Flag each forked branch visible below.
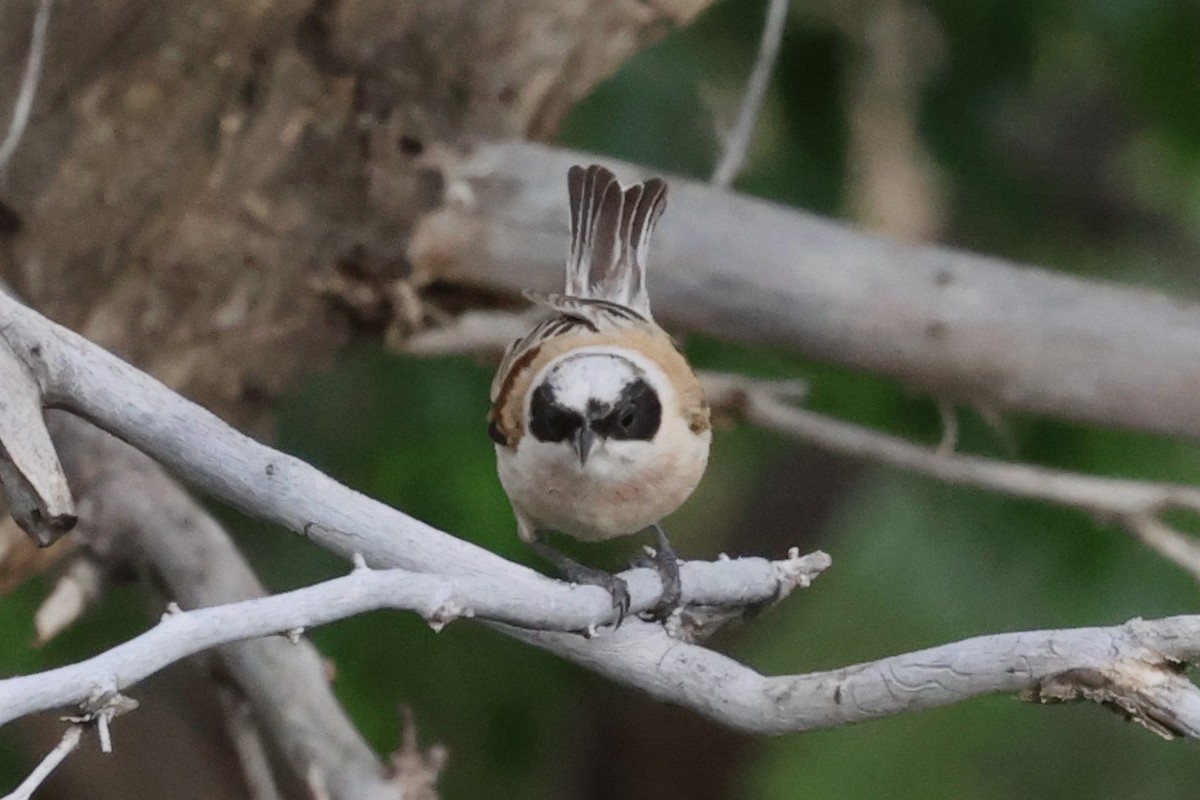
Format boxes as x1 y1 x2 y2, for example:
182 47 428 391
1 286 1199 742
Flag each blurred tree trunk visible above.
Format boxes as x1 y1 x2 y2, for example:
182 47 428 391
0 0 708 433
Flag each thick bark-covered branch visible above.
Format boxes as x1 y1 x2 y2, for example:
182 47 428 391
2 570 1198 739
409 140 1200 441
513 614 1200 738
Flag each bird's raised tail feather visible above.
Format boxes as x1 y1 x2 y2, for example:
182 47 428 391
566 164 667 319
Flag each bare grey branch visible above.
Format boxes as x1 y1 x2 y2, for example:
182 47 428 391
412 141 1200 441
0 550 828 727
0 292 811 626
2 290 1198 742
509 614 1200 737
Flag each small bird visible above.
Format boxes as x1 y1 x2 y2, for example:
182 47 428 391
488 164 711 622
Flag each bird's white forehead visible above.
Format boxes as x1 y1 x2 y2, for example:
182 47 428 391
526 344 675 415
541 353 642 410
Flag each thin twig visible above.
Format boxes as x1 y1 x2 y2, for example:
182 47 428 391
389 707 446 800
711 0 788 187
935 397 958 456
0 0 53 176
706 375 1200 581
1 724 82 800
1127 515 1200 581
217 688 284 800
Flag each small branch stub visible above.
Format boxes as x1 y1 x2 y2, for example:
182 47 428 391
775 547 831 595
63 686 139 754
667 549 831 643
426 596 467 632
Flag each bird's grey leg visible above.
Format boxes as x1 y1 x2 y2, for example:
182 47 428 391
644 523 682 621
530 532 630 626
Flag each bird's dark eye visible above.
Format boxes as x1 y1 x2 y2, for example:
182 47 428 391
529 382 583 443
594 379 661 441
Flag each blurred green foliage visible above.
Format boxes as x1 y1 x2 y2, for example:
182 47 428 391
4 0 1200 797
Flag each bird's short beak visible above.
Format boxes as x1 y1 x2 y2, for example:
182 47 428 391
573 425 595 466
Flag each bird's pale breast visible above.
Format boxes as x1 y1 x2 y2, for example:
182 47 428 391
497 418 710 542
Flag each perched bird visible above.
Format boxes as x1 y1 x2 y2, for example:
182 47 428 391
488 164 712 622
